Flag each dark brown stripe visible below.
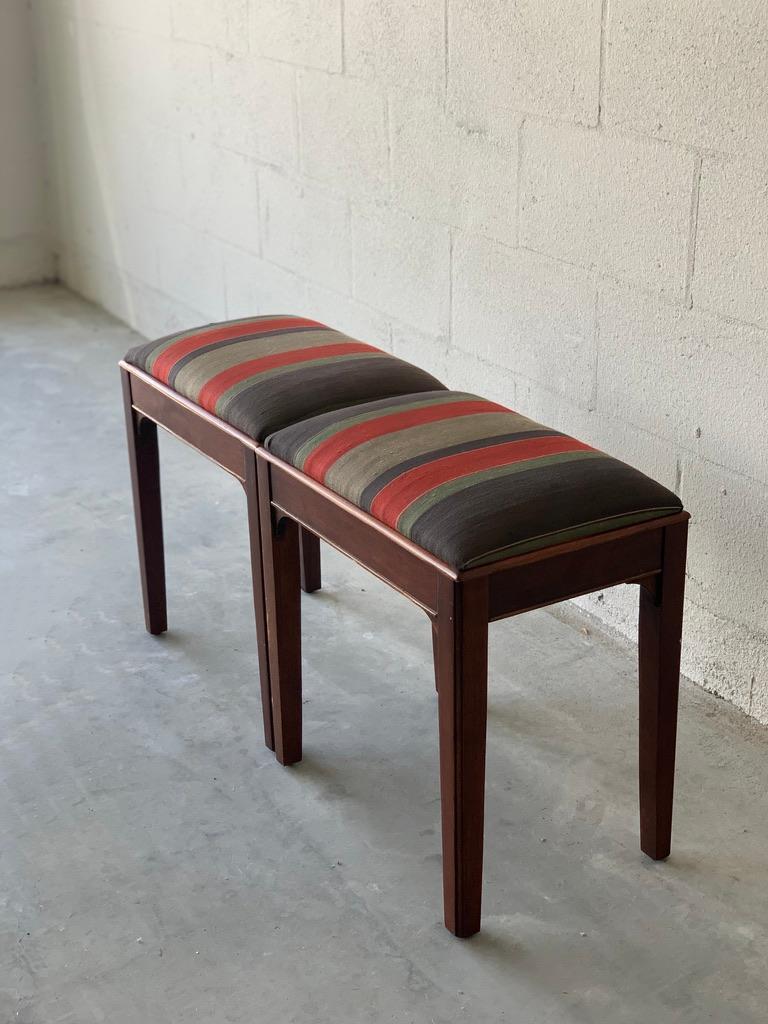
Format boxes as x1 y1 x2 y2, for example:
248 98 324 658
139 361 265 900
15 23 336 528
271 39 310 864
408 457 682 569
224 358 445 440
358 429 560 511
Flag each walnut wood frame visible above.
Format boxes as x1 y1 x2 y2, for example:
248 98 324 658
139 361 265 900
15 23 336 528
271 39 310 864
120 362 321 752
120 361 689 939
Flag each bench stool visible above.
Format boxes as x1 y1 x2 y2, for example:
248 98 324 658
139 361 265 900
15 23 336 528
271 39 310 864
120 315 444 748
260 390 688 936
120 324 689 939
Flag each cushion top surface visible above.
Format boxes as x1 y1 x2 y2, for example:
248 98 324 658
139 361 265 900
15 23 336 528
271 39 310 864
266 390 683 570
125 315 445 441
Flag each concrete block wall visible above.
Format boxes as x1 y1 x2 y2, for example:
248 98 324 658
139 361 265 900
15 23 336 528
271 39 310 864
30 0 768 722
0 0 53 285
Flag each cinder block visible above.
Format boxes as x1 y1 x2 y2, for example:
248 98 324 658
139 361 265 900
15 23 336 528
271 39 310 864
179 141 260 253
604 0 768 161
680 457 768 639
447 0 602 129
442 348 520 410
154 212 226 315
259 169 351 293
212 52 296 168
69 22 174 130
170 0 247 53
301 280 392 348
345 0 445 101
78 26 200 138
222 243 306 319
60 246 137 327
451 233 597 407
298 71 388 197
520 121 695 300
141 126 183 215
680 600 765 720
351 203 450 335
596 281 768 485
168 38 213 138
76 0 172 36
108 203 160 285
249 0 342 72
391 96 517 246
693 160 768 330
391 320 449 385
131 277 213 341
227 249 394 350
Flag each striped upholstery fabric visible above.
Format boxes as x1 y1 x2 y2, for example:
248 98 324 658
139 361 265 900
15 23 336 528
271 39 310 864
125 315 445 441
266 391 683 570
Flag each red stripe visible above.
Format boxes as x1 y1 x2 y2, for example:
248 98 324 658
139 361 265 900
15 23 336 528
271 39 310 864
197 341 379 412
370 435 593 528
151 316 327 383
304 400 507 481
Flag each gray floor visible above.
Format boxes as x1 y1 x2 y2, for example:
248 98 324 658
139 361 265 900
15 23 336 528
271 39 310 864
1 285 767 1024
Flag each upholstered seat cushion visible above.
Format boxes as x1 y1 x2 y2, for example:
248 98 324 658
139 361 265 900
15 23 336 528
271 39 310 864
125 315 445 441
266 390 683 570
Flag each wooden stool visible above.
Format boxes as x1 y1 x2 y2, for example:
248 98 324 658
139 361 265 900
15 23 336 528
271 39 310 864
121 329 688 939
120 315 444 749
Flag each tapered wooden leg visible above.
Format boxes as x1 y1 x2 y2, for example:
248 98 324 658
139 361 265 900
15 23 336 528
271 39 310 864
299 527 322 594
244 451 275 752
638 519 688 860
257 457 302 766
434 576 489 937
121 369 167 636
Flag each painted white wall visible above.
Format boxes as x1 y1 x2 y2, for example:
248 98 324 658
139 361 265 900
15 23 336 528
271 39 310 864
0 0 53 285
32 0 768 722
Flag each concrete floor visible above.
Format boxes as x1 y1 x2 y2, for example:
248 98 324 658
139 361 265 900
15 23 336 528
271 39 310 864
1 285 767 1023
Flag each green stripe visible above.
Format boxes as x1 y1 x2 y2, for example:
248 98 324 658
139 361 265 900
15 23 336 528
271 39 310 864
397 450 606 537
173 328 351 397
294 392 479 470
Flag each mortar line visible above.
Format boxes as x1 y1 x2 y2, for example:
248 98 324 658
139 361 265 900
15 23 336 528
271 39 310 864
447 228 454 353
385 91 393 195
597 0 610 125
254 165 263 261
293 68 302 178
515 116 526 248
591 283 600 413
684 155 703 310
443 0 449 108
340 0 346 75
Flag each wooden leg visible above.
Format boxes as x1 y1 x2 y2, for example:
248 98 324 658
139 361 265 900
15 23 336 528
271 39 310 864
257 457 302 766
121 369 167 636
244 451 275 752
299 527 322 594
638 519 688 860
434 576 489 937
